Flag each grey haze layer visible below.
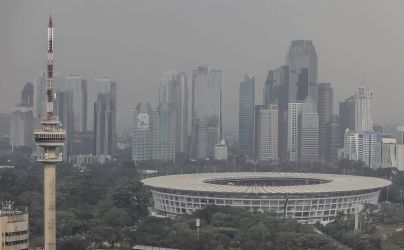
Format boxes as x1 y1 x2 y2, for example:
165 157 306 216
1 0 404 133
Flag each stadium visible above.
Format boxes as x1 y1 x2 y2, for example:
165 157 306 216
142 172 391 224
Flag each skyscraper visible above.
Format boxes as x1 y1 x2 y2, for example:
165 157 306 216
327 114 343 164
64 75 88 132
298 97 319 162
132 102 152 162
151 102 176 162
94 78 117 157
255 104 278 162
264 66 289 160
317 83 333 161
286 40 317 103
159 71 188 154
21 82 34 107
191 66 222 159
239 74 255 158
10 82 35 150
355 85 373 132
10 105 33 150
33 73 64 130
54 90 74 160
33 17 66 250
288 102 303 161
339 96 356 132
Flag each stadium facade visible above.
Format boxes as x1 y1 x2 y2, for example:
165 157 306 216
142 172 390 224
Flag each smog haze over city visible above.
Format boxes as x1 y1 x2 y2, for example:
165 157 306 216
4 1 404 249
2 0 404 133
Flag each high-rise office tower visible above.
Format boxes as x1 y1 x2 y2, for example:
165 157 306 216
21 82 34 107
159 71 188 154
255 104 278 162
132 102 152 162
64 75 88 132
94 78 117 157
191 66 222 159
355 85 373 132
33 17 66 250
317 83 333 161
286 40 317 103
339 96 356 132
288 102 303 161
151 102 176 162
239 74 255 158
54 90 74 160
10 105 33 150
327 114 343 164
264 66 289 160
298 97 319 162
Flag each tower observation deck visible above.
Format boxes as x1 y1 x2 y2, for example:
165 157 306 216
33 16 65 250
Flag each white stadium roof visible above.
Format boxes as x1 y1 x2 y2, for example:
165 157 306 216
142 172 391 194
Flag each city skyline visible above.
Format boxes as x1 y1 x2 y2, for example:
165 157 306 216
2 1 404 134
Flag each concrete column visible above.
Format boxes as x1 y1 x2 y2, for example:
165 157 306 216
44 164 56 250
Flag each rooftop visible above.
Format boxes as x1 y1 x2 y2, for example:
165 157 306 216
142 172 391 194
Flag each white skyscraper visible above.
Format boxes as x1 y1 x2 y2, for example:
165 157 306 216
298 97 319 162
355 85 373 132
255 104 278 162
132 102 152 162
288 102 303 161
159 71 188 154
191 66 222 159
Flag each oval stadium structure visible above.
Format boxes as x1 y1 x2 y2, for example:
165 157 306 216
142 172 391 224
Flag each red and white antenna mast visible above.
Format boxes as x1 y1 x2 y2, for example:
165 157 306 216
46 16 54 119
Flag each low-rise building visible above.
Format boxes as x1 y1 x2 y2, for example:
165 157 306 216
372 138 404 171
0 202 29 250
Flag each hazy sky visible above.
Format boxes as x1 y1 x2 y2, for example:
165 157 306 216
1 0 404 134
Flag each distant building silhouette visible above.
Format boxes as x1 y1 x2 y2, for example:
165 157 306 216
339 95 355 132
239 74 255 158
191 66 222 159
286 40 317 103
317 83 333 161
159 71 188 154
94 78 117 157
